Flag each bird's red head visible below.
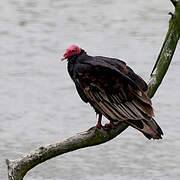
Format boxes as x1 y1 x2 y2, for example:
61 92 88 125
61 45 81 61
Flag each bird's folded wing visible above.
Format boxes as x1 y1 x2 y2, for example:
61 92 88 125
84 85 154 122
75 62 153 121
81 56 148 92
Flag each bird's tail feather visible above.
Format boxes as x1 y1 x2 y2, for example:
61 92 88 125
126 118 163 140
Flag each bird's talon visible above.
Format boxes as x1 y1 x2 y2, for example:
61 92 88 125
96 124 102 129
104 122 115 129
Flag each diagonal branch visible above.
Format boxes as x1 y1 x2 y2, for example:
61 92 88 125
148 0 180 98
6 122 128 180
6 1 180 180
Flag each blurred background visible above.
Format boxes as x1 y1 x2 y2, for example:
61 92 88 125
0 0 180 179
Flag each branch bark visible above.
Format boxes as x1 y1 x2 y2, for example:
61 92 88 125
6 1 180 180
148 0 180 98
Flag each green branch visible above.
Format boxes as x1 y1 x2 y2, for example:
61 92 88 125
148 1 180 98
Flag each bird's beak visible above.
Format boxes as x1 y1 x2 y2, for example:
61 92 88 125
61 56 66 61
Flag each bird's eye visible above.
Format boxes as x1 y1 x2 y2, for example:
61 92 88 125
72 50 75 52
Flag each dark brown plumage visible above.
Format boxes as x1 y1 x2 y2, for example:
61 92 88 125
61 45 163 140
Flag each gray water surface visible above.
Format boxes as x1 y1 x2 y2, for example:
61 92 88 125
0 0 180 179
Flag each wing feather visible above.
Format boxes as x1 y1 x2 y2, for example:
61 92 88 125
85 88 146 121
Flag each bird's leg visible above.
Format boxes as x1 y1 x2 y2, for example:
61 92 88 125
96 114 102 129
88 114 103 131
104 120 115 129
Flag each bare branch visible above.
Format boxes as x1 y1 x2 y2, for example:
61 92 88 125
6 123 128 180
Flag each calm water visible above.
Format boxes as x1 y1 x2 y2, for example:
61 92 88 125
0 0 180 179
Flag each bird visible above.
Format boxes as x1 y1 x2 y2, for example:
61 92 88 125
61 45 163 140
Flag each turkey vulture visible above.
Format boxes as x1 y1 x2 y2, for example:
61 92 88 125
61 45 163 139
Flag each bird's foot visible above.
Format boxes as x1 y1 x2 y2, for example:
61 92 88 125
104 121 115 129
89 115 115 131
96 123 102 129
96 124 108 130
89 123 114 131
88 124 104 131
